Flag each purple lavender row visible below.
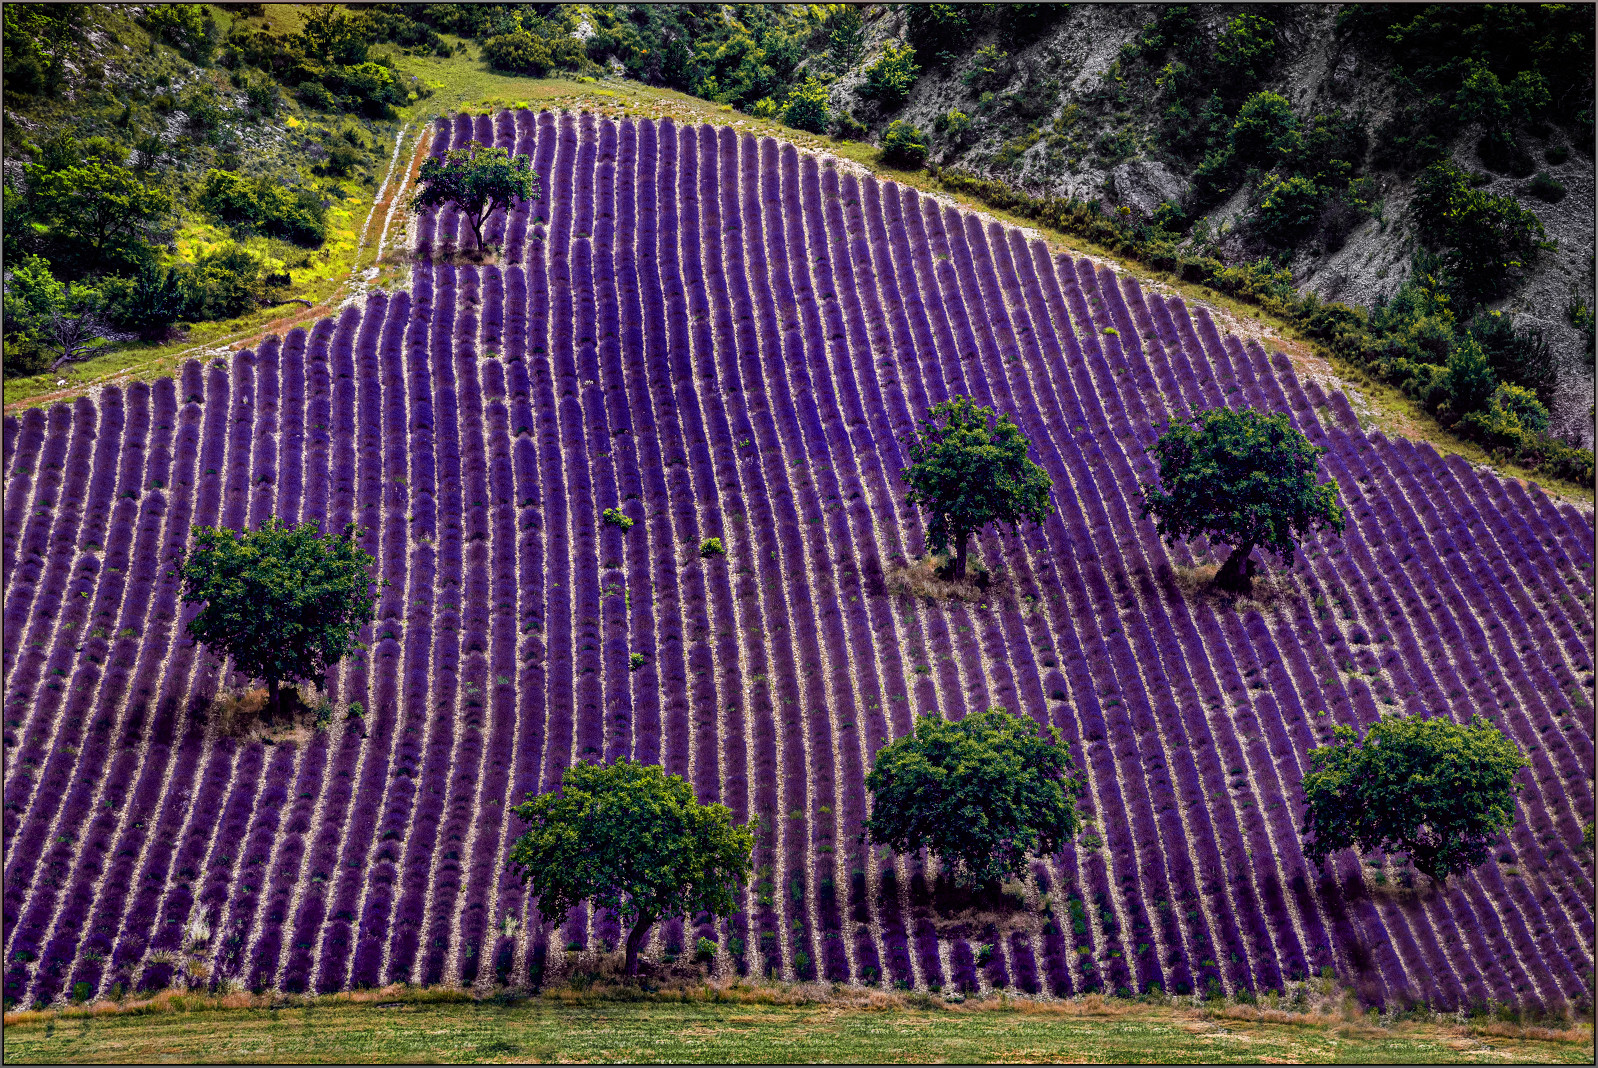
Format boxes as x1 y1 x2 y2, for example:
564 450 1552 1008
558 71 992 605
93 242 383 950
1 408 49 589
19 382 178 1002
1056 257 1386 998
3 387 129 909
384 263 469 984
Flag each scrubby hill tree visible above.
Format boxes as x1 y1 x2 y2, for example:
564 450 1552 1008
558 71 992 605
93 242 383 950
411 139 539 253
179 518 380 720
1140 406 1344 591
866 707 1083 888
1301 713 1527 885
901 396 1053 581
508 760 754 978
2 256 131 375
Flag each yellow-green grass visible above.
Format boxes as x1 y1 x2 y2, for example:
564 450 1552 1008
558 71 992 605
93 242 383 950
3 985 1592 1065
6 23 1587 508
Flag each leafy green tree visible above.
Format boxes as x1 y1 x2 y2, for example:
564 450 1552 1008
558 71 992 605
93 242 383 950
781 76 830 134
901 396 1053 581
1141 406 1344 590
826 4 865 69
296 4 371 66
1441 334 1498 416
2 256 129 375
18 136 173 279
1214 12 1277 84
860 39 920 110
508 760 754 977
411 140 540 252
1301 714 1527 884
865 708 1083 888
180 518 380 720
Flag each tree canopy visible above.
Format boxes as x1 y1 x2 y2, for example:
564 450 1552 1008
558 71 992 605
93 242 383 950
179 518 379 719
1300 713 1527 885
2 256 130 375
411 139 539 252
508 760 754 977
865 707 1082 888
1140 405 1344 590
13 134 173 280
901 396 1053 580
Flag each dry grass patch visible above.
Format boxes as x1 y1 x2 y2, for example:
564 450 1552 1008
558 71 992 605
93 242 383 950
888 554 1012 605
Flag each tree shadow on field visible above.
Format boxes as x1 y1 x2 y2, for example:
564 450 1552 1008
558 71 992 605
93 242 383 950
886 554 1012 605
417 240 499 267
203 684 328 745
1159 559 1300 614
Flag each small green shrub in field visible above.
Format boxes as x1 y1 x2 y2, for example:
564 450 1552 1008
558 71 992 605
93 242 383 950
603 507 633 530
630 652 645 671
700 537 723 558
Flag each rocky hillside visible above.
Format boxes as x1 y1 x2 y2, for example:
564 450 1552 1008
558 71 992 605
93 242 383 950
812 3 1593 445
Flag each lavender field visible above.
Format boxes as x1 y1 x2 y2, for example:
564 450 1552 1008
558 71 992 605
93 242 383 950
3 110 1593 1012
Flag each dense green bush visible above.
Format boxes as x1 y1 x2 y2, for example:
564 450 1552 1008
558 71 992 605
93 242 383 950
1468 308 1555 402
781 76 830 134
860 40 919 111
198 170 328 247
185 243 283 320
100 263 195 342
1527 170 1566 202
1412 160 1545 310
878 120 928 169
1230 91 1298 166
482 19 587 77
139 4 216 66
1252 173 1325 245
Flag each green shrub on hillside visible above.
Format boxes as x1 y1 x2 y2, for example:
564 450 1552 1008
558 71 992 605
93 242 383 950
782 76 830 134
861 40 920 111
878 120 928 169
139 3 216 66
483 20 587 77
1412 160 1545 311
198 170 328 247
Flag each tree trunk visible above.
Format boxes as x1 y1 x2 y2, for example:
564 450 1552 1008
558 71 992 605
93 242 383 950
1217 543 1255 591
953 531 970 581
624 913 655 978
470 210 487 251
267 674 280 722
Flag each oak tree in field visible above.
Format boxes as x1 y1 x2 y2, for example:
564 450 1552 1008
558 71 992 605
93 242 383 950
901 396 1052 581
180 518 379 720
1300 713 1527 885
866 707 1083 888
411 139 539 252
1140 405 1343 591
508 760 754 977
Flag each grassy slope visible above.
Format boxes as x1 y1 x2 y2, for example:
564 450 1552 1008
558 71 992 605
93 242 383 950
5 11 1587 506
3 986 1592 1064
